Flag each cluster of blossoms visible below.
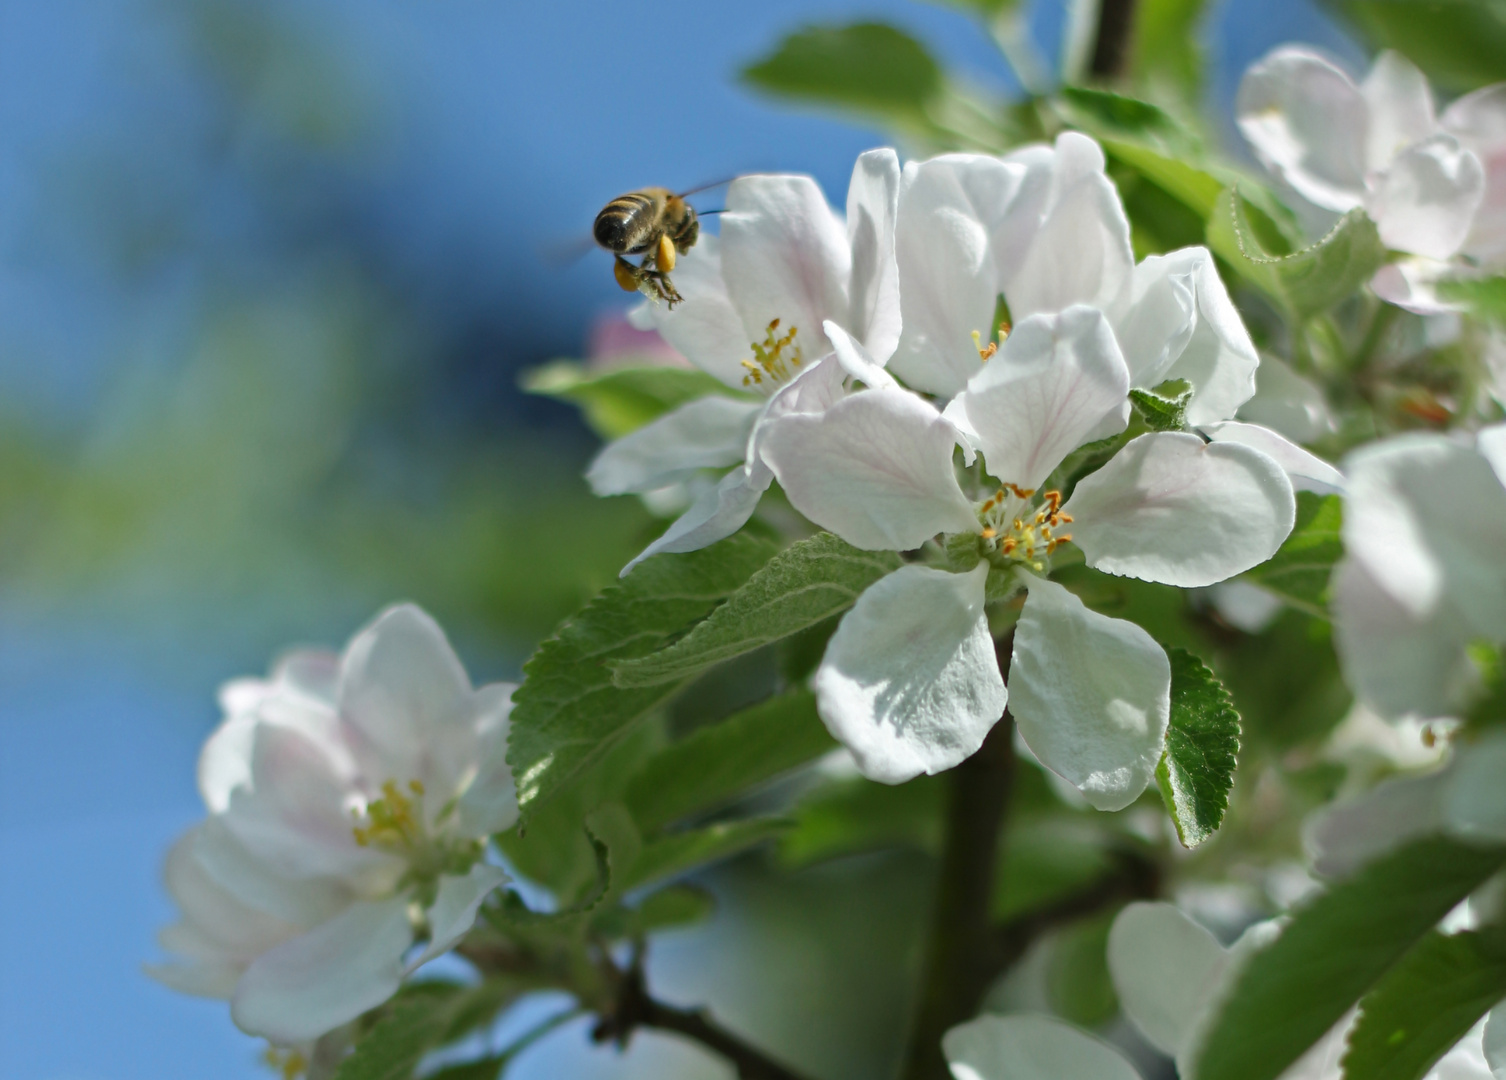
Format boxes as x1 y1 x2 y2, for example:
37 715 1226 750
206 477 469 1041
594 132 1332 804
150 606 517 1059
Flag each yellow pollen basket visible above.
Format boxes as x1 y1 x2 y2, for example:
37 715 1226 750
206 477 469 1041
741 318 803 388
351 779 427 850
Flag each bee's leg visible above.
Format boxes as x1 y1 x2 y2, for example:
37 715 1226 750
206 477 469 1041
624 254 675 305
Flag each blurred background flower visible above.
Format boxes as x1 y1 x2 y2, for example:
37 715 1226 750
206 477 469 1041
0 0 1370 1076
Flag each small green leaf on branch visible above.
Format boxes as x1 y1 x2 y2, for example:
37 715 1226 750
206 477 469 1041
1155 647 1241 848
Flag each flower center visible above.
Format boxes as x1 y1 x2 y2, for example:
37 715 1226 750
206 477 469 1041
351 778 481 881
740 318 803 390
971 319 1012 362
263 1047 307 1080
976 483 1072 570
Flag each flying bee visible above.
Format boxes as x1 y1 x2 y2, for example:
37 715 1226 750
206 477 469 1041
593 182 726 307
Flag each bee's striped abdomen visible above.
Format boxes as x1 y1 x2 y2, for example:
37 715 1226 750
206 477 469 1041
594 192 660 254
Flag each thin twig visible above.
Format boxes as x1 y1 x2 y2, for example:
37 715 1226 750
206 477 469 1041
593 957 815 1080
900 635 1018 1080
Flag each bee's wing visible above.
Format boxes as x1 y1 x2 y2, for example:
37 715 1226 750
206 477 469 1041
538 234 600 267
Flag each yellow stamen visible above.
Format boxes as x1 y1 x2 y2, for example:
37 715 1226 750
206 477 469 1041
741 318 804 388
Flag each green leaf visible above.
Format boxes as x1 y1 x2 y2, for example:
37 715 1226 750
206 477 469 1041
611 532 902 688
1049 914 1120 1027
1129 379 1193 432
1155 648 1241 848
521 361 740 440
335 982 518 1080
1103 139 1224 217
778 775 946 868
993 820 1116 921
741 23 943 122
1437 276 1506 325
624 691 838 831
1207 188 1385 319
1059 87 1200 157
1243 492 1344 618
1195 837 1506 1080
424 1060 506 1080
627 817 790 891
507 532 780 813
1344 926 1506 1080
592 884 718 939
1330 0 1506 92
917 0 1020 15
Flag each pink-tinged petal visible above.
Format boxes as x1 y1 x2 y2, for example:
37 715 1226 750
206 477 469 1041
1064 433 1296 587
943 1014 1143 1080
1004 166 1134 322
951 307 1130 490
1370 256 1465 314
760 387 977 550
1237 46 1369 211
231 897 413 1045
643 235 751 390
1109 902 1230 1057
1360 51 1440 169
338 604 475 791
1443 84 1506 265
720 173 850 357
1331 557 1479 721
411 863 509 968
1368 134 1485 259
1156 249 1261 425
1009 576 1170 811
1202 421 1345 494
619 463 771 576
890 153 1034 398
585 395 761 496
846 148 902 362
814 564 1004 785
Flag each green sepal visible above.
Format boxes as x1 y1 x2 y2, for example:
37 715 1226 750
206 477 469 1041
1129 378 1194 432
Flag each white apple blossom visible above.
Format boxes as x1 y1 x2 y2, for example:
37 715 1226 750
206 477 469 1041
1237 46 1499 314
1331 424 1506 721
760 303 1315 802
589 149 901 572
149 604 517 1047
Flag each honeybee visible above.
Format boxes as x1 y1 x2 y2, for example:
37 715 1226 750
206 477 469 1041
593 183 722 307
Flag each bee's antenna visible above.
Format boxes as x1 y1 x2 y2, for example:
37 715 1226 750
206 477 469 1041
677 178 736 198
697 208 726 216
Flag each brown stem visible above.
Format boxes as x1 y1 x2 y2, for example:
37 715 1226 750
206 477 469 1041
900 636 1017 1080
1090 0 1139 79
593 959 814 1080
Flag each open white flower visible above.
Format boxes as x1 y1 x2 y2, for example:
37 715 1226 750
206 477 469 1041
761 305 1311 801
1237 47 1493 313
1331 424 1506 721
149 604 516 1046
589 149 901 572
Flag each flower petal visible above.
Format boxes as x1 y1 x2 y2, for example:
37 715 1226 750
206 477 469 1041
1305 765 1450 879
1442 84 1506 265
1485 1006 1506 1077
943 1014 1143 1080
412 863 509 968
720 173 850 357
950 306 1130 489
1236 47 1369 212
338 605 476 793
1368 134 1485 260
192 816 355 927
1236 353 1334 443
1155 249 1261 425
1479 423 1506 488
1108 902 1230 1057
1009 575 1170 811
823 320 897 390
1370 256 1464 315
760 387 977 550
585 396 761 496
1201 421 1345 494
846 148 902 362
813 564 1004 784
1360 51 1439 170
642 234 751 390
456 681 519 837
1444 731 1506 843
890 153 1034 398
232 896 413 1045
1331 556 1479 721
1064 433 1296 587
619 463 771 576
